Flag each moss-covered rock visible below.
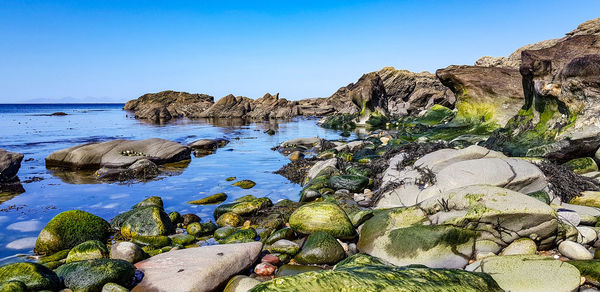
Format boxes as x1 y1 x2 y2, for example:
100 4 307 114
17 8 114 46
216 212 242 227
168 211 182 225
102 282 129 292
349 209 374 227
0 281 27 292
132 235 171 248
526 190 551 204
232 180 256 189
223 275 260 292
289 202 357 240
300 175 330 202
265 228 295 245
328 175 369 193
170 234 196 246
267 239 300 256
568 260 600 286
295 231 346 265
133 196 163 209
186 222 217 237
213 197 273 219
275 264 324 277
320 114 357 131
35 210 111 255
188 193 227 205
66 240 109 263
250 253 502 291
570 191 600 208
220 228 257 244
563 157 598 174
0 262 60 291
118 206 174 238
214 226 237 241
56 259 135 292
38 249 69 264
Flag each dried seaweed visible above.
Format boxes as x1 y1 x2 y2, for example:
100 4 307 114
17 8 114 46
274 157 317 184
538 162 600 203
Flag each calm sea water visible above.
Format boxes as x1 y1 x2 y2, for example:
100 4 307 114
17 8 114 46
0 104 348 262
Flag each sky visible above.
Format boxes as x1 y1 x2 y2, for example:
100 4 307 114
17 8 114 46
0 1 598 103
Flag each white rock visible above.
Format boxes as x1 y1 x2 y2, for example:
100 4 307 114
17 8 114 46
133 242 262 292
110 241 146 264
500 238 537 256
559 240 593 260
305 158 337 184
577 226 597 245
558 210 581 227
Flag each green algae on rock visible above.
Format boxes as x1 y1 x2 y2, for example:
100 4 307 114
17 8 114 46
265 227 295 245
220 228 257 244
35 210 111 255
133 196 164 209
216 212 242 227
328 175 369 193
250 254 502 292
571 191 600 208
66 240 109 263
188 192 228 205
170 234 196 246
289 201 357 240
294 231 346 265
275 264 324 277
568 260 600 286
187 222 217 237
213 197 273 219
563 157 598 174
232 180 256 189
132 235 171 248
0 280 27 292
0 262 60 291
118 206 174 238
214 226 238 241
56 259 135 292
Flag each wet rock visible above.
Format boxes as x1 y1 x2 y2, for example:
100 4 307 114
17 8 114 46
571 191 600 208
500 238 537 256
275 264 324 277
254 262 276 276
188 193 227 205
66 240 109 263
132 242 262 292
110 241 146 264
35 210 111 255
559 240 593 260
251 253 502 291
0 281 27 292
0 148 24 183
118 206 174 238
216 212 242 227
220 228 257 244
181 213 201 226
188 139 219 151
57 259 136 292
187 222 217 237
102 283 129 292
96 158 160 181
564 157 598 174
214 226 237 241
213 197 272 219
265 228 295 245
170 234 196 246
132 235 171 248
466 255 581 292
261 254 280 265
328 175 369 193
168 211 182 225
232 179 256 189
289 202 357 240
295 231 346 265
0 262 60 291
223 275 260 292
267 239 300 256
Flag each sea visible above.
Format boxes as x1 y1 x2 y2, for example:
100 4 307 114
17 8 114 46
0 103 349 263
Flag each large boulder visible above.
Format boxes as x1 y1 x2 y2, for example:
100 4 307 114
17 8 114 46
288 201 357 240
0 148 24 182
56 259 136 292
132 242 263 292
123 90 214 122
250 253 502 291
35 210 111 255
326 72 388 122
0 262 60 291
114 206 174 238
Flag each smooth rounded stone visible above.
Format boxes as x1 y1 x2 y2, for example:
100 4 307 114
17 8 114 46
0 148 24 182
170 234 196 246
0 281 27 292
66 240 109 263
216 212 242 227
305 158 337 184
188 193 227 205
45 138 191 169
102 282 129 292
181 213 201 226
223 275 260 292
288 202 357 240
558 221 580 243
559 240 593 260
563 157 598 174
265 228 295 245
288 151 303 161
268 240 300 256
232 180 256 189
35 210 111 255
57 259 136 292
500 238 536 256
188 139 218 150
348 210 373 227
571 191 600 209
578 226 598 245
261 254 280 265
253 253 502 291
560 203 600 225
465 255 581 292
214 226 238 241
475 240 502 255
118 206 174 238
220 228 257 244
187 222 217 237
414 145 506 173
213 197 273 219
168 211 182 225
0 262 60 291
132 235 171 248
328 175 369 193
419 185 558 247
110 241 146 264
133 196 164 209
132 242 263 292
275 264 324 277
558 210 582 227
254 262 276 276
568 260 600 287
294 231 346 265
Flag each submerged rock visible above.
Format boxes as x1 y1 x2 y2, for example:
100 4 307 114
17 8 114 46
232 179 256 189
56 259 136 292
188 192 227 205
0 262 60 291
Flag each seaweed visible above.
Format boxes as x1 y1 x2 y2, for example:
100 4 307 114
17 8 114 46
537 162 600 203
274 157 318 184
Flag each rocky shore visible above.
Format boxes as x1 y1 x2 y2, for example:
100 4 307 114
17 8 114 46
2 17 600 292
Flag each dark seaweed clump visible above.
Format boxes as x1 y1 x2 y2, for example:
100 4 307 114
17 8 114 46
538 162 600 203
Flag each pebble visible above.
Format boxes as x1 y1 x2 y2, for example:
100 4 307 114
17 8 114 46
558 210 581 227
261 254 280 265
254 262 276 276
577 226 598 245
559 240 593 260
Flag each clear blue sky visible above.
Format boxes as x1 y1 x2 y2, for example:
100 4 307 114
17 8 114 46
1 1 598 103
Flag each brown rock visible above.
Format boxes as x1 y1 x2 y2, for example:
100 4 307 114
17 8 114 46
254 262 276 276
124 90 214 122
261 254 280 265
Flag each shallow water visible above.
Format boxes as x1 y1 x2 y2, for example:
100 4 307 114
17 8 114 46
0 104 349 262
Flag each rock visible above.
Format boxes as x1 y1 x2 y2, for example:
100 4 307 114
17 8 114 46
213 197 272 219
132 235 171 248
568 259 600 286
134 196 164 209
214 226 237 241
0 262 60 291
328 175 369 193
571 191 600 208
102 283 129 292
326 72 388 123
117 206 174 238
124 90 214 122
265 228 295 245
168 211 182 225
132 242 262 292
110 241 146 264
170 234 195 246
289 202 356 240
294 231 346 265
0 281 27 292
188 193 227 205
35 210 111 255
56 259 136 292
251 253 502 291
466 255 581 292
558 209 582 226
419 185 558 247
66 240 109 263
216 212 242 227
267 239 300 256
0 148 24 182
275 264 324 277
187 222 217 237
232 180 256 189
500 238 537 256
559 240 593 260
578 226 598 245
254 262 276 276
560 203 600 225
96 158 160 181
188 139 218 151
220 228 257 244
563 157 599 174
181 213 201 226
436 65 524 127
223 275 260 292
261 254 280 265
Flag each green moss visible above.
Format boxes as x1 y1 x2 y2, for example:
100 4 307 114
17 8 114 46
214 226 238 241
170 234 196 246
66 240 109 263
295 231 346 265
119 206 174 238
0 263 60 291
289 202 357 240
220 228 257 244
526 190 551 204
563 157 598 174
357 207 427 251
321 114 357 131
132 235 171 248
38 249 69 264
0 281 27 292
213 197 272 219
417 105 455 126
265 228 295 245
386 225 475 258
56 259 135 292
133 196 163 209
188 193 227 205
216 212 242 227
571 260 600 286
232 180 256 189
168 211 182 225
187 222 217 237
35 210 111 255
328 175 369 193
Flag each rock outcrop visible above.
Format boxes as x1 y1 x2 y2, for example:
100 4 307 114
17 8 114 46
123 90 214 122
0 148 24 183
199 93 300 119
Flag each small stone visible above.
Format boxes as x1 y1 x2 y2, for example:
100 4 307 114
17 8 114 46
110 241 146 264
216 212 242 227
577 226 597 245
288 151 303 161
254 262 276 276
182 214 201 226
559 240 593 260
261 254 280 265
232 180 256 189
500 238 537 256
